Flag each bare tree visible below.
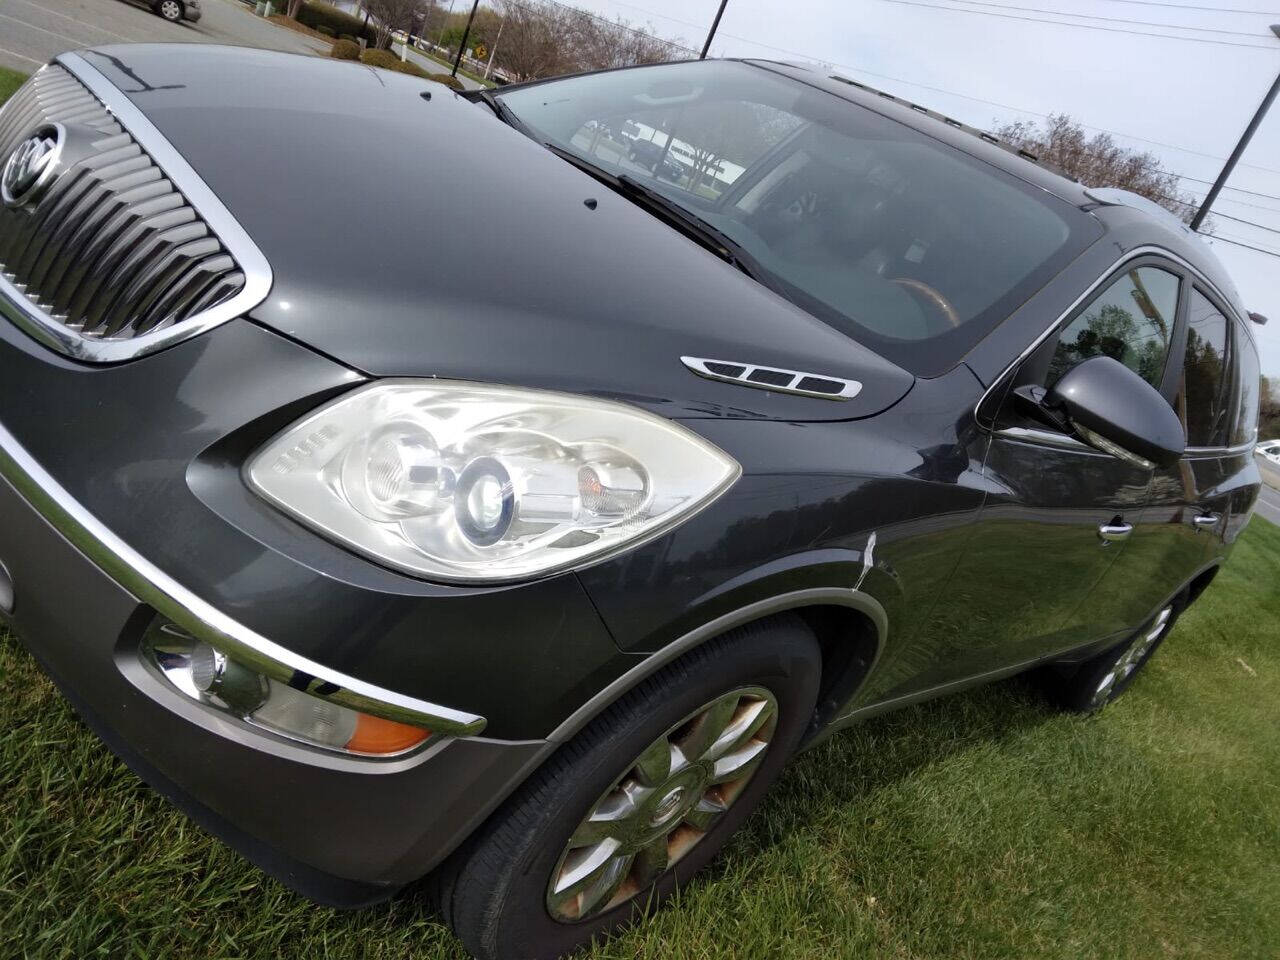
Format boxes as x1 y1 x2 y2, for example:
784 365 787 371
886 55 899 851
493 0 687 81
993 113 1202 226
364 0 426 49
1261 374 1280 440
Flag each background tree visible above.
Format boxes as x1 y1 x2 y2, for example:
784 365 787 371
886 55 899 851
493 0 685 80
1261 375 1280 440
993 114 1204 226
363 0 425 49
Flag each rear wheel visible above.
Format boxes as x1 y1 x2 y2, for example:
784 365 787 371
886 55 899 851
1048 595 1184 713
439 615 821 960
155 0 183 21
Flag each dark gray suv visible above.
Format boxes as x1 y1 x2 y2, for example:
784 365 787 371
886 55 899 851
0 48 1262 960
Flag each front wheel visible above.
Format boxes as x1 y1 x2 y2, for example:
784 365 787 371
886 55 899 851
155 0 183 21
439 615 822 960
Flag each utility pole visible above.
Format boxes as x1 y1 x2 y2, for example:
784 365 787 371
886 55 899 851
484 17 504 80
1191 24 1280 232
452 0 480 78
700 0 728 59
436 0 455 51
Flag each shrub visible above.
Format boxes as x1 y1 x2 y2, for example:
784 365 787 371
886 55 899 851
359 48 400 70
294 1 374 44
338 33 357 42
316 24 335 36
329 38 360 60
428 73 465 91
394 60 431 79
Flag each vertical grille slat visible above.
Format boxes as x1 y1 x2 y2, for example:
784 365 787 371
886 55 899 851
0 62 258 361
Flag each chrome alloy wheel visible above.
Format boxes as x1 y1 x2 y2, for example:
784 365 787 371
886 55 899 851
1090 605 1172 708
158 0 182 18
546 686 779 922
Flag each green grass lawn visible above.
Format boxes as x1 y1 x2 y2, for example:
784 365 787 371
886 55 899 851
2 517 1277 959
0 68 29 104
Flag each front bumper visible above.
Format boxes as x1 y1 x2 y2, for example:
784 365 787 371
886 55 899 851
0 440 551 898
0 318 634 898
184 4 202 20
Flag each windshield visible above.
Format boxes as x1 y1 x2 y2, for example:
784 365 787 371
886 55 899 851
496 60 1099 375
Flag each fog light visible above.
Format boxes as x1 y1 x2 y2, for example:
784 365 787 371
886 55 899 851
189 641 269 713
142 621 431 756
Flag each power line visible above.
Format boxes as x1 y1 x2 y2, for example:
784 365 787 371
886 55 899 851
599 1 1280 194
1156 193 1280 234
1169 171 1280 202
1205 191 1280 214
1210 209 1280 234
1203 232 1280 257
1102 0 1280 14
937 0 1277 38
874 0 1280 48
824 62 1280 179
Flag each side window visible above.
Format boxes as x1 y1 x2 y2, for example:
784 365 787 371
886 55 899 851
1177 289 1233 448
1231 323 1261 448
1046 266 1179 389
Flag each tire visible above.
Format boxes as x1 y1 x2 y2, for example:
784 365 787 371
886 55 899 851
1046 593 1186 714
155 0 183 21
439 615 822 960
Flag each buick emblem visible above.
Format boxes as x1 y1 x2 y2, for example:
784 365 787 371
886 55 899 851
1 123 64 208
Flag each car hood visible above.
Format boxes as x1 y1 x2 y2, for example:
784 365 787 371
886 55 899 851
84 45 914 421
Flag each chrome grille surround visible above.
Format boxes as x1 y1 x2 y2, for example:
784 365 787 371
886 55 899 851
0 52 271 362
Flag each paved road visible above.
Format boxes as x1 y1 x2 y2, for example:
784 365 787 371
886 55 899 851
1256 455 1280 527
0 0 323 74
397 42 483 91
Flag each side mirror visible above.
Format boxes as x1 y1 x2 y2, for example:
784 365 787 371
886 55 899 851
1044 356 1185 469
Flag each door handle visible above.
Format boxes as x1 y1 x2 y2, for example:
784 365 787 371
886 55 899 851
1098 522 1133 544
1193 513 1220 530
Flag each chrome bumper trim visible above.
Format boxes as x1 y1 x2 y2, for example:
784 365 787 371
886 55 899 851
0 418 487 737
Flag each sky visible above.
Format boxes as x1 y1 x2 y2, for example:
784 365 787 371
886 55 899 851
564 0 1280 377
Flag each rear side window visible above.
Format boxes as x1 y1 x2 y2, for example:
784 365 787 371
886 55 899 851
1232 323 1261 448
1177 289 1232 448
1046 266 1179 389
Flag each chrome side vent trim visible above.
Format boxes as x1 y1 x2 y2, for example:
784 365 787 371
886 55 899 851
681 356 862 400
0 53 271 362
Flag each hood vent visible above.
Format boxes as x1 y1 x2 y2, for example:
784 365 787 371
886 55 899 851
681 356 862 400
0 55 270 362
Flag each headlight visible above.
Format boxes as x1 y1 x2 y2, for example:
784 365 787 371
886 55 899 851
246 381 740 582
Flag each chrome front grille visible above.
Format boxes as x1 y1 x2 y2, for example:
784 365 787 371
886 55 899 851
0 55 270 362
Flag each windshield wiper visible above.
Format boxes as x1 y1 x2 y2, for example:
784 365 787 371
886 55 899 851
474 89 527 133
614 174 773 283
538 143 774 287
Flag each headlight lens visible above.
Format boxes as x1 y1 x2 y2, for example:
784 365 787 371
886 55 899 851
246 381 740 582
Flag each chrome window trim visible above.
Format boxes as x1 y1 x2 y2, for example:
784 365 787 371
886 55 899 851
0 53 273 363
0 417 486 737
976 244 1249 456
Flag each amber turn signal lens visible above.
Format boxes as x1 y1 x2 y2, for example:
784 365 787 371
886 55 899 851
345 713 431 754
